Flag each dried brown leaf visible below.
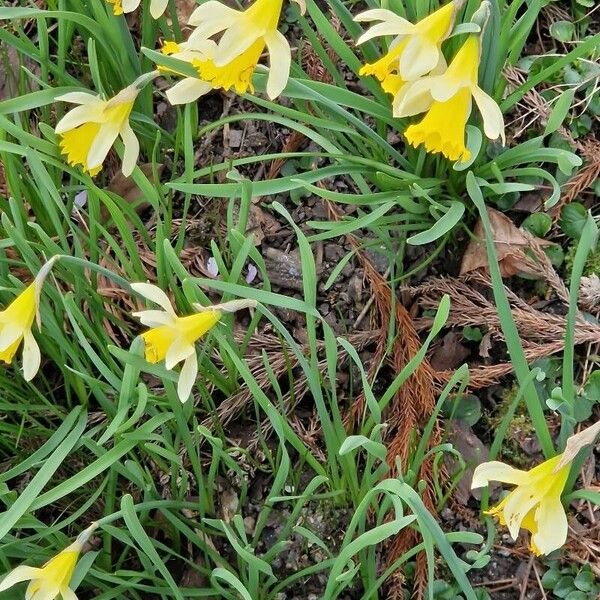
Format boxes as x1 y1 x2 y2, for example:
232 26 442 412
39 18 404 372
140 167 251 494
460 207 553 277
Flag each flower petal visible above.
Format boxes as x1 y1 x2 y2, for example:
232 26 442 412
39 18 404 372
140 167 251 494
0 566 41 591
393 78 434 117
399 37 439 80
264 30 291 99
165 78 213 105
55 103 105 134
471 86 505 144
0 323 23 352
119 121 139 177
60 586 78 600
122 0 141 12
471 461 529 489
55 92 99 105
356 21 414 45
86 122 121 171
177 352 198 402
150 0 169 18
502 485 541 539
131 283 176 316
214 23 260 67
531 496 568 555
165 338 195 370
132 310 175 328
188 0 241 27
22 330 41 381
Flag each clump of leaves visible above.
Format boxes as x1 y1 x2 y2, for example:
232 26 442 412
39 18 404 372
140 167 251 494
542 563 600 599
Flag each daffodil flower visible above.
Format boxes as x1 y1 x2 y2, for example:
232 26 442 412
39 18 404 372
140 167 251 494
177 0 304 100
55 72 157 176
394 33 505 162
131 283 257 402
107 0 168 19
472 455 570 555
0 522 97 600
355 0 462 85
0 256 59 381
159 39 219 105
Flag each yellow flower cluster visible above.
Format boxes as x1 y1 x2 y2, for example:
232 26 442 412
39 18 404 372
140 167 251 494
355 0 504 162
1 259 256 403
58 0 503 178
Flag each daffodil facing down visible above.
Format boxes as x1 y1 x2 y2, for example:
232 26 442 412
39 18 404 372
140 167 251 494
132 283 257 402
0 522 97 600
394 13 504 161
178 0 305 100
55 72 157 176
355 0 462 87
472 455 570 555
107 0 168 19
0 256 59 381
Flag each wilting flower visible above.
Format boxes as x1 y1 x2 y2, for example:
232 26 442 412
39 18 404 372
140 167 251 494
55 72 157 176
472 455 570 555
355 0 462 87
171 0 304 100
132 282 257 402
0 256 59 381
394 33 505 162
0 522 97 599
107 0 168 19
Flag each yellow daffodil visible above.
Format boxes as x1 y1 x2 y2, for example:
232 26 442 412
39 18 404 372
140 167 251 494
394 32 505 162
355 0 462 85
0 522 97 600
472 455 570 555
176 0 304 100
55 75 151 176
0 256 59 381
159 39 219 105
107 0 168 19
132 282 257 401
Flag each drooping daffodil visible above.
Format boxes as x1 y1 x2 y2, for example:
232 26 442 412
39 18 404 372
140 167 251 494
55 72 157 176
132 282 257 402
472 455 570 555
174 0 305 100
0 522 97 600
0 256 59 381
355 0 463 89
394 5 504 162
107 0 168 19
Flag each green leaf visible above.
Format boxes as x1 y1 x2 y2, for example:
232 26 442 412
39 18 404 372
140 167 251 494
545 88 576 135
522 213 552 237
407 201 464 245
463 326 483 342
554 576 576 598
560 202 588 240
574 569 595 592
443 394 482 426
565 591 588 600
550 20 575 42
541 568 561 589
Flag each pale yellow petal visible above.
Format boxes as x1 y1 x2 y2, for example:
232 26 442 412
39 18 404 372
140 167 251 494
150 0 168 18
471 86 505 143
131 283 176 315
166 78 213 105
165 337 195 370
119 121 139 177
471 461 529 489
22 330 41 381
177 352 198 402
264 30 291 99
531 496 568 555
0 566 41 591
